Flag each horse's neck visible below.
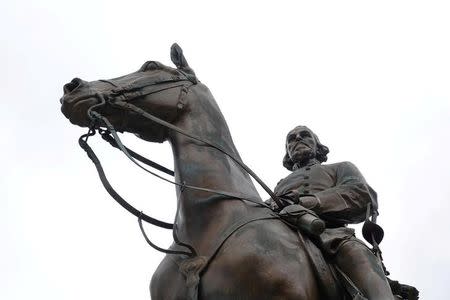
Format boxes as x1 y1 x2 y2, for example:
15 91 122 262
168 84 262 250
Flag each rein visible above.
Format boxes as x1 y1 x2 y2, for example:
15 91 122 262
78 75 282 257
91 77 282 207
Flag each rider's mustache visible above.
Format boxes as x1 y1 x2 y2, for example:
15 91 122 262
293 141 312 149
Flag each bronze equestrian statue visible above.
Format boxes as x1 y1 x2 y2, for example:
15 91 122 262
60 44 418 299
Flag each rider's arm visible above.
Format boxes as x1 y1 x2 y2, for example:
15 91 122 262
311 161 377 224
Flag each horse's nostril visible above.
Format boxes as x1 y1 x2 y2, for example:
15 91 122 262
63 77 83 94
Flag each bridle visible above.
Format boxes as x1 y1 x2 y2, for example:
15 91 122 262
77 70 283 257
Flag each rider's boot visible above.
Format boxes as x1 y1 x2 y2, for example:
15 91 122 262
335 241 395 300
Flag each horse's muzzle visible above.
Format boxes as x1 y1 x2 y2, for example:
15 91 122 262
60 77 97 127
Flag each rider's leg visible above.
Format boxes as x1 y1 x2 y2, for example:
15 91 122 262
334 241 394 300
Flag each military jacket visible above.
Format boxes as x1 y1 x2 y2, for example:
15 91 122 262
274 161 377 226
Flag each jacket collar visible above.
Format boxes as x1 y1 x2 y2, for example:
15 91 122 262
292 158 321 170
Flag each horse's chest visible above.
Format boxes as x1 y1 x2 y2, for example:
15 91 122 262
152 222 319 300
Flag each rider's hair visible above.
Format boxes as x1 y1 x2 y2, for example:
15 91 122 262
282 127 329 171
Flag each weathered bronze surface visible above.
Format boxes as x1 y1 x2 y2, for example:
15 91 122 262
60 44 418 299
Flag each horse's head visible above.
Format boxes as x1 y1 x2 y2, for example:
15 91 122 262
60 44 197 142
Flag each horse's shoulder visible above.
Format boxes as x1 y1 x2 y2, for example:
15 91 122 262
201 219 316 299
233 217 306 251
150 254 188 300
151 219 319 299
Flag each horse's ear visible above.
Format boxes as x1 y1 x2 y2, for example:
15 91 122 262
170 43 189 69
170 43 197 82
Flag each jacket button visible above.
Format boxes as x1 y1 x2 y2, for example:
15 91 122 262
304 176 310 179
304 183 310 187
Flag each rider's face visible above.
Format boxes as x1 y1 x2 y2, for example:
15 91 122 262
286 126 318 164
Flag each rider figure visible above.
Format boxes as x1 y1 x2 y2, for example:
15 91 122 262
268 125 395 300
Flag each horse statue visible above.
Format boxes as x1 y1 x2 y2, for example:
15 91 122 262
60 44 411 300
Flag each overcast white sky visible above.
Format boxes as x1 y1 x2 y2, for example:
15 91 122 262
2 1 450 299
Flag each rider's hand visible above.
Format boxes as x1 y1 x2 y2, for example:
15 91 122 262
298 196 319 210
264 198 280 211
282 190 301 202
